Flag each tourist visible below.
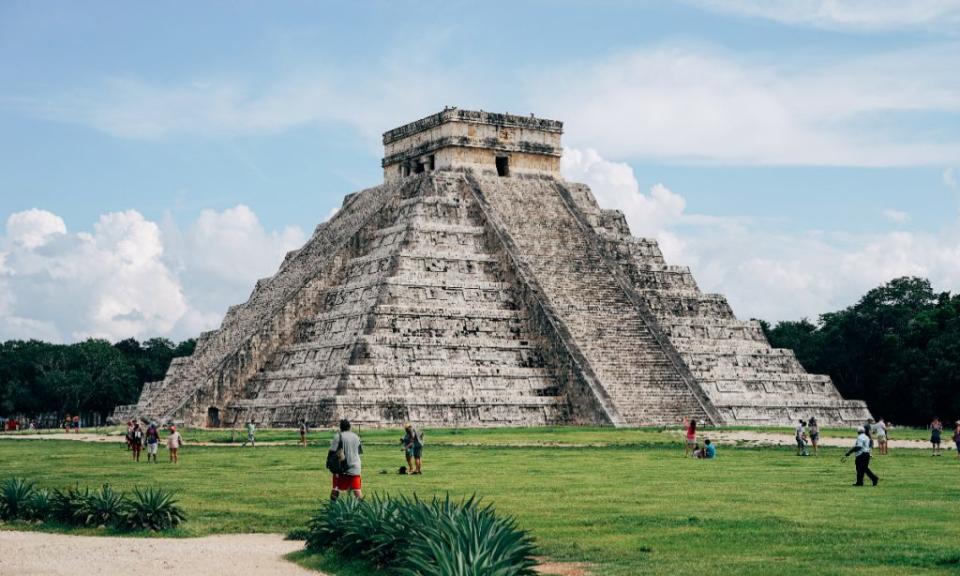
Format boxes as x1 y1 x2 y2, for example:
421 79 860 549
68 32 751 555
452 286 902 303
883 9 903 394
795 420 809 456
875 417 888 456
125 420 134 451
401 423 424 474
329 419 363 500
704 439 716 459
930 417 943 456
72 414 80 433
843 426 878 486
299 418 309 447
242 420 256 448
145 422 160 463
64 414 71 434
167 425 183 463
953 420 960 461
692 443 705 459
807 417 820 456
684 418 697 457
131 422 144 462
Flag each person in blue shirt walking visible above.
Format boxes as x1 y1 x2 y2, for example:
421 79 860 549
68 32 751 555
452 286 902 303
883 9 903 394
843 426 879 486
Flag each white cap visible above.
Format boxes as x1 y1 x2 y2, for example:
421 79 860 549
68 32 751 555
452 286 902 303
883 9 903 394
857 426 865 433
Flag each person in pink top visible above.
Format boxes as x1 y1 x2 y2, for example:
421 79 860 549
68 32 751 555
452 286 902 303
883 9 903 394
684 418 698 457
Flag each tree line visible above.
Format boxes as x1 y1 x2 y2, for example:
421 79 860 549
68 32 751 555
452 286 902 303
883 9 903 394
0 337 195 421
761 276 960 426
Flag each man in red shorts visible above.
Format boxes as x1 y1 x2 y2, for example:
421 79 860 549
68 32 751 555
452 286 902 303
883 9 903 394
329 419 363 500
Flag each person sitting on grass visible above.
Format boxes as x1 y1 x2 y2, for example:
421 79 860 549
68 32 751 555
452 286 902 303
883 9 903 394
692 443 704 459
401 423 424 475
131 422 143 462
795 420 810 456
167 425 183 464
329 419 363 501
704 439 716 459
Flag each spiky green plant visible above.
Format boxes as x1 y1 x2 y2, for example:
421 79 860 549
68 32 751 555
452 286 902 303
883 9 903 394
24 488 53 521
122 486 185 531
77 484 126 527
50 485 91 525
0 477 35 520
305 496 364 552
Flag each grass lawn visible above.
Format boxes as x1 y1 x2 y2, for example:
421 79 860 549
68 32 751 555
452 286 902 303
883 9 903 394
1 428 957 575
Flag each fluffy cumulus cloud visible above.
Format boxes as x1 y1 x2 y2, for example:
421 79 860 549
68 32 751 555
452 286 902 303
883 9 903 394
0 205 305 343
562 148 960 322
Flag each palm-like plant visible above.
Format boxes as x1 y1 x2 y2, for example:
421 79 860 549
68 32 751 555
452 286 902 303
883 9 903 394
50 485 91 525
122 486 185 531
0 477 35 520
24 488 53 521
77 484 126 527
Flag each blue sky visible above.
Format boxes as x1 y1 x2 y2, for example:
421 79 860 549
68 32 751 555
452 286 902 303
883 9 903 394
1 1 959 342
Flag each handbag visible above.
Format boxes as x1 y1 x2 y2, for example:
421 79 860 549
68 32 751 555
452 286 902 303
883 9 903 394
326 433 347 474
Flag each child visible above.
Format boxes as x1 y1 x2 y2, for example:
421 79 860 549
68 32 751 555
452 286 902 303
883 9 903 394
795 420 809 456
692 443 704 459
704 439 717 459
684 418 698 457
167 425 183 463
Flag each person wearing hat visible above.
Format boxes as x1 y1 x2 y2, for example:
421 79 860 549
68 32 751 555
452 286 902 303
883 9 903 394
401 423 424 475
843 426 878 486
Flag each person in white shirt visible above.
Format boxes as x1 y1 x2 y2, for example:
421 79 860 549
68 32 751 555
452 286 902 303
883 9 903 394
844 427 878 486
874 418 888 455
795 420 809 456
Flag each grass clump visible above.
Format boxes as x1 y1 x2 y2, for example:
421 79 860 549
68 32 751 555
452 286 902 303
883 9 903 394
306 494 537 575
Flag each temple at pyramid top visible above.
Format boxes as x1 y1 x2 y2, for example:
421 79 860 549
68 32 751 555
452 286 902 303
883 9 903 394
382 108 564 180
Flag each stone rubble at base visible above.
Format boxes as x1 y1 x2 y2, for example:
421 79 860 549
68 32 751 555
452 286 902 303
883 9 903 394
111 109 871 428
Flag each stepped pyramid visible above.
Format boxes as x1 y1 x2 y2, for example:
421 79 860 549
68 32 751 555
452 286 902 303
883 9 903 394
113 109 871 428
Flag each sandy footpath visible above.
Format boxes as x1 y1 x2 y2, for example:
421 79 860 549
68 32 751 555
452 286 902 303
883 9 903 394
0 531 321 576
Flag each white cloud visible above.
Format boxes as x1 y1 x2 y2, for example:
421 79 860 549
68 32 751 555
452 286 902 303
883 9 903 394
945 167 957 189
531 46 960 166
6 209 66 249
688 0 960 30
0 205 305 343
564 149 960 322
882 209 910 223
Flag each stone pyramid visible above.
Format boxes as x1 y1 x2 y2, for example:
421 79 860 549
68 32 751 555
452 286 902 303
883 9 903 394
114 109 871 428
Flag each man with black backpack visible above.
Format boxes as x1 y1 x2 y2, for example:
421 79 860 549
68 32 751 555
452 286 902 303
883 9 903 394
327 419 363 500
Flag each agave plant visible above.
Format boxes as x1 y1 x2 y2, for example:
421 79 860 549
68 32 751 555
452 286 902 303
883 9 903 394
77 484 127 527
122 486 185 531
50 485 91 525
0 477 35 520
305 496 364 552
24 488 53 521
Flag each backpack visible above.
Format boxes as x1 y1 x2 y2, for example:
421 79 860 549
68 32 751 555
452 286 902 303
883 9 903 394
326 433 348 474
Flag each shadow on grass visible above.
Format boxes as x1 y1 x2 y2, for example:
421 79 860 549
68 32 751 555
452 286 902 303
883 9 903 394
286 549 380 576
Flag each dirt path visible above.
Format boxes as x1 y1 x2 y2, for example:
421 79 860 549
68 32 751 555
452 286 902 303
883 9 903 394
707 430 929 450
0 531 321 575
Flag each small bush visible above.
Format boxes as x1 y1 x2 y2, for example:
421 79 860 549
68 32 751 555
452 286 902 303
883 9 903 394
123 486 185 531
0 477 35 520
78 484 126 527
285 526 310 541
305 494 537 575
50 485 91 525
24 488 53 521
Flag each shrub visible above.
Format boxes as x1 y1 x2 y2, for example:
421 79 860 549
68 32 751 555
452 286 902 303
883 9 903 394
77 484 126 527
24 488 53 521
123 486 185 531
0 477 35 520
305 494 537 575
50 485 91 525
285 526 310 541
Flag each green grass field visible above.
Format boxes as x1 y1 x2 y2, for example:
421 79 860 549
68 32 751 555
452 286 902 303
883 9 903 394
1 428 957 575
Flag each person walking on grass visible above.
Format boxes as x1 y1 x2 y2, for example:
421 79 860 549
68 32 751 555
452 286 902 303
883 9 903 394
242 420 256 448
875 418 889 456
795 420 810 456
843 426 879 486
953 420 960 461
930 417 943 456
167 425 183 463
131 422 144 462
683 418 697 457
807 417 820 456
145 422 160 463
402 423 424 474
125 420 134 451
329 419 363 501
299 418 309 447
